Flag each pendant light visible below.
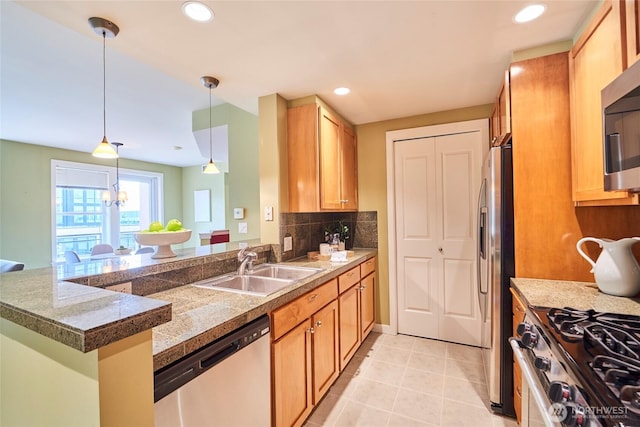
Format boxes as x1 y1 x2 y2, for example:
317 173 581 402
201 76 220 174
102 142 128 207
89 17 119 159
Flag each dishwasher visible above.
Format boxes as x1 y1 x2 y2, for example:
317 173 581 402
154 314 271 427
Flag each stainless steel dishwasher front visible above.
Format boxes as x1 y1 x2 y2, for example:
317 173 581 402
154 314 271 427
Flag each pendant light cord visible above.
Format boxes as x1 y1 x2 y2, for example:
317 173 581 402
209 84 213 161
102 30 107 139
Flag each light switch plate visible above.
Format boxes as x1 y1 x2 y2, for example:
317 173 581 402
264 206 273 221
238 222 248 234
233 208 244 219
284 236 293 252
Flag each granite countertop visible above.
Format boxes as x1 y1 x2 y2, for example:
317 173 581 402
0 241 376 371
0 268 171 352
151 249 377 371
511 277 640 316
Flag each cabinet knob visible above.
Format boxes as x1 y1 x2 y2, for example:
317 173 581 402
315 320 322 327
359 285 366 291
308 327 315 334
438 247 443 254
340 199 349 203
308 294 318 302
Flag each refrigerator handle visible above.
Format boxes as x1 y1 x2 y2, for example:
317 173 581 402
477 179 488 295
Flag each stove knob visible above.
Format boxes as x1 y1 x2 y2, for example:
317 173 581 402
548 381 573 403
564 403 586 427
534 356 552 372
516 322 532 337
520 330 538 348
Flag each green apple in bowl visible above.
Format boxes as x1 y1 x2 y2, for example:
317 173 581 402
148 221 164 232
165 219 183 232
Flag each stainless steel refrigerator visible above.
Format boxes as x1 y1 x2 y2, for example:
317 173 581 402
477 143 515 416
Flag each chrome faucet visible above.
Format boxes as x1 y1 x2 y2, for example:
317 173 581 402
237 247 258 275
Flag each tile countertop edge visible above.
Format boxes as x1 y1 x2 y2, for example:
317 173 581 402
152 250 378 371
511 277 640 316
0 289 172 353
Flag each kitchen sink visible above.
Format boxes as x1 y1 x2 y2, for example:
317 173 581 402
247 264 324 281
192 274 296 296
191 264 324 296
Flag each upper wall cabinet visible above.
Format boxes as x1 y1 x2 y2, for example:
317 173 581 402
287 102 358 212
490 71 511 146
570 0 639 205
627 0 640 66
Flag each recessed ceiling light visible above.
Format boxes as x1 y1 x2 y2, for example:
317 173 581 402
514 4 546 23
334 87 350 96
182 1 214 22
173 146 183 150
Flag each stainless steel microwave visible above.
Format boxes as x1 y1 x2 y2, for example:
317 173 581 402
602 59 640 192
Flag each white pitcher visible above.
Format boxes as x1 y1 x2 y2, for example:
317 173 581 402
576 237 640 297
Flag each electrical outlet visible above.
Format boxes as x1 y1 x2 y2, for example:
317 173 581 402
238 222 248 234
284 236 293 252
106 282 132 294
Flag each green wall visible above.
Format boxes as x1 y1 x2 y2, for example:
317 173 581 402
191 103 260 243
0 139 182 269
356 104 493 326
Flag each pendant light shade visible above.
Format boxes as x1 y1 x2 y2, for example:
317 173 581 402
89 17 119 159
201 76 220 174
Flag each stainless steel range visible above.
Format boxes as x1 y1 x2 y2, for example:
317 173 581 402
511 306 640 427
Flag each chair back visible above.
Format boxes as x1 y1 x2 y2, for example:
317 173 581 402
64 251 81 264
91 244 114 256
210 230 230 244
135 247 154 255
0 259 25 273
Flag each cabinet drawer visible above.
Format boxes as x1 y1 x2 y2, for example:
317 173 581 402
338 266 360 294
272 279 338 340
360 257 376 278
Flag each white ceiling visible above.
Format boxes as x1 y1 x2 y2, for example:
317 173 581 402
0 0 598 167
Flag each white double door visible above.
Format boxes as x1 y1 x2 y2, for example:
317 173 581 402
393 127 484 346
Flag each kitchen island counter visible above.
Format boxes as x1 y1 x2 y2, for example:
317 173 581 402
511 277 640 315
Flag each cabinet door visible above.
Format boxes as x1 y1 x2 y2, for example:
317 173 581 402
287 104 320 212
340 126 358 210
273 320 313 427
319 108 342 210
360 273 375 339
311 300 339 403
570 0 636 204
626 0 640 66
338 284 360 370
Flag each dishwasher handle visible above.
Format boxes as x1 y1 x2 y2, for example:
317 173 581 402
201 341 240 369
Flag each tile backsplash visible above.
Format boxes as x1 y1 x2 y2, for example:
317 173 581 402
279 211 377 261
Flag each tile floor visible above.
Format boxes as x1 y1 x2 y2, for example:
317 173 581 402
304 332 518 427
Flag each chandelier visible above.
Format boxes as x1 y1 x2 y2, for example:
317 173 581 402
102 142 128 207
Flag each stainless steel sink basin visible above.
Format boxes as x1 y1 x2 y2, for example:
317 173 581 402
191 264 323 296
248 264 324 280
192 274 295 297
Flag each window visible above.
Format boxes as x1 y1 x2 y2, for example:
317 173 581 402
52 160 163 262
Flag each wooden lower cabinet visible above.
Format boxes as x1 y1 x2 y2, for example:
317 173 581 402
311 300 340 403
272 320 313 427
511 289 526 424
338 284 360 370
360 272 375 337
272 257 377 427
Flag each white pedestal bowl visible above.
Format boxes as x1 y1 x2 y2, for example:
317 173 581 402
134 230 192 259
